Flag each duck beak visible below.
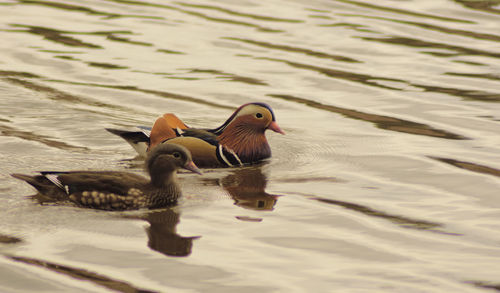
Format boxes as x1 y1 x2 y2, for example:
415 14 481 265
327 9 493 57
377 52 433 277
267 121 285 135
184 161 202 175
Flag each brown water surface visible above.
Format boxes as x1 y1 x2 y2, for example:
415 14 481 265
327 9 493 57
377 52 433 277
1 0 500 292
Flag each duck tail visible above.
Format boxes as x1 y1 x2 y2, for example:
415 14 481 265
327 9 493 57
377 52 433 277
106 128 150 156
11 173 55 194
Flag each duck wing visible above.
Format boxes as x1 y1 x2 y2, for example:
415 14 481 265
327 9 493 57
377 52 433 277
177 128 219 146
47 171 150 210
51 171 146 194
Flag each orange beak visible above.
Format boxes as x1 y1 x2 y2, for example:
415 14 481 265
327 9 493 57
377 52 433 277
184 161 202 175
267 121 285 135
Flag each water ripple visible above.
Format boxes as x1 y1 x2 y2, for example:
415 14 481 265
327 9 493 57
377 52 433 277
7 255 157 292
0 123 89 152
224 37 361 63
431 157 500 178
270 94 468 140
336 0 474 23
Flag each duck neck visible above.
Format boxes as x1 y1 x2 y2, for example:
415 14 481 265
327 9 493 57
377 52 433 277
149 164 178 188
149 173 182 208
217 124 271 163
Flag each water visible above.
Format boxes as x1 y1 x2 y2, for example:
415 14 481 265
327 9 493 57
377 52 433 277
1 0 500 292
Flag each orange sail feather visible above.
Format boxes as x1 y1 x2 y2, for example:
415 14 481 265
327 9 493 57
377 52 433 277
149 114 188 150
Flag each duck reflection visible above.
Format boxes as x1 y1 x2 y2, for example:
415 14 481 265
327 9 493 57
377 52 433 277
220 166 279 211
134 209 199 257
30 194 198 257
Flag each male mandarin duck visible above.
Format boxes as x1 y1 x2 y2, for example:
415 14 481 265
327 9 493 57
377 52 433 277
106 102 285 168
12 144 202 211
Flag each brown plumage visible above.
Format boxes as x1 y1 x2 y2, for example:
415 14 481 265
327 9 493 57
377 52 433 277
11 144 202 211
217 114 272 163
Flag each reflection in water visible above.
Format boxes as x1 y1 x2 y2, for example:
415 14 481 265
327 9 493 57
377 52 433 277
220 166 279 211
106 0 281 32
270 94 467 140
471 281 500 292
2 76 125 110
0 234 22 244
7 24 154 48
431 157 500 178
8 255 156 292
262 55 500 103
454 0 500 14
157 48 184 55
0 69 234 111
107 34 153 46
1 0 499 290
141 209 199 257
175 2 303 23
0 123 89 152
445 72 500 82
50 78 234 110
86 61 128 70
413 83 500 103
0 70 40 79
361 36 500 59
336 0 472 23
341 14 500 42
8 24 102 48
186 68 268 86
225 37 360 63
308 196 457 234
32 191 197 257
16 0 119 18
258 57 406 89
15 0 162 20
320 22 376 33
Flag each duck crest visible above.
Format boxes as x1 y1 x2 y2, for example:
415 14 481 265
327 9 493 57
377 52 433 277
211 102 276 136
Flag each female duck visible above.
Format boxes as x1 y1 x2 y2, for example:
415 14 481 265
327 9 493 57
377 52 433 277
12 144 201 211
107 102 285 168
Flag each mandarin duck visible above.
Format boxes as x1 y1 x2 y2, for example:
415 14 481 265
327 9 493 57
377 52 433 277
107 102 285 168
12 144 202 211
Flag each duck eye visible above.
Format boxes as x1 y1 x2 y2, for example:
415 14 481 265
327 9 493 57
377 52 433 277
173 152 181 158
255 113 263 118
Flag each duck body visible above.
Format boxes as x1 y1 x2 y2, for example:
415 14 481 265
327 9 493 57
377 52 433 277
107 102 284 168
12 144 201 211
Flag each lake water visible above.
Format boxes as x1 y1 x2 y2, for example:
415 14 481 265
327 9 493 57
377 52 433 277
1 0 500 292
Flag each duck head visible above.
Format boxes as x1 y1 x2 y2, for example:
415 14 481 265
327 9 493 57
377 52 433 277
215 103 284 164
213 103 285 135
146 144 202 186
